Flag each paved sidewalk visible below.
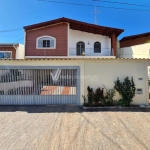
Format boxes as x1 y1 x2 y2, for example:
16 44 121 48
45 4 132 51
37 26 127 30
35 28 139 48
0 105 150 150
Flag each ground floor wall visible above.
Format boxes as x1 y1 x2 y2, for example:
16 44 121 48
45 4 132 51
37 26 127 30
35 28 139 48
0 59 149 106
84 61 148 105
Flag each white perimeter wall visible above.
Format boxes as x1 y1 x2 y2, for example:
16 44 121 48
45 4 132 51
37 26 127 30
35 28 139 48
69 29 111 56
0 59 149 105
84 61 148 105
119 43 150 58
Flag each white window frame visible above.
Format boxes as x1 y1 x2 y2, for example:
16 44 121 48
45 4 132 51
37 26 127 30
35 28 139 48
0 51 12 59
36 35 56 49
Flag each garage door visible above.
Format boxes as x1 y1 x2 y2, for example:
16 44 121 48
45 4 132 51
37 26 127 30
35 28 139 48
0 66 80 105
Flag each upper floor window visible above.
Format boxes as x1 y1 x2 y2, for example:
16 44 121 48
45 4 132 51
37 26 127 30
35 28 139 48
94 42 101 53
36 36 56 49
0 51 12 59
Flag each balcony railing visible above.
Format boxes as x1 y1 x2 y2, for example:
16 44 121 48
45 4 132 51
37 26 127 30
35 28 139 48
69 48 113 56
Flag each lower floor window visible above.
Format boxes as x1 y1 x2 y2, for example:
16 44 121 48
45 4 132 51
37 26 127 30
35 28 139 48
0 52 11 59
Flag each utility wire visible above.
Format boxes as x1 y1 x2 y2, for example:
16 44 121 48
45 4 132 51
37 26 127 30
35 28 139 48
38 0 150 12
0 33 23 37
13 36 24 44
93 0 150 8
0 28 22 33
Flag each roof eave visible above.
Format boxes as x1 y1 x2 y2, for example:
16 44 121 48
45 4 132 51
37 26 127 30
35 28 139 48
24 17 124 37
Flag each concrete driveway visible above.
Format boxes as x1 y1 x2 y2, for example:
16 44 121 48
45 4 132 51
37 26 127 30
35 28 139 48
0 105 150 150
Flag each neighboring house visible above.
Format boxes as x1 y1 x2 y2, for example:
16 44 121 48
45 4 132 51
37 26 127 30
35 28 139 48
24 17 124 58
0 43 24 59
118 32 150 83
120 32 150 47
118 32 150 58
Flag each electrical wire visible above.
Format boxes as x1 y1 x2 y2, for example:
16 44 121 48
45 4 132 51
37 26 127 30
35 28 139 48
93 0 150 8
13 36 24 44
0 34 23 37
0 28 22 33
38 0 150 12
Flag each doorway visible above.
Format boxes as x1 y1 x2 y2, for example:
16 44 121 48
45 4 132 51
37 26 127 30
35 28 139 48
76 42 85 56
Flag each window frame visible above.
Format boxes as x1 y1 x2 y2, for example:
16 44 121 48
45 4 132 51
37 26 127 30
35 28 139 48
94 42 101 53
36 35 56 49
0 51 12 59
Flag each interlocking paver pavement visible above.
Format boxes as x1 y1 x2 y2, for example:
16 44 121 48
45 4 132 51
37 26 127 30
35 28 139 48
0 106 150 150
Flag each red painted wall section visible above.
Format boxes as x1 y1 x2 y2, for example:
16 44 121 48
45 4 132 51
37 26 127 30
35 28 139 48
25 23 68 56
0 47 16 59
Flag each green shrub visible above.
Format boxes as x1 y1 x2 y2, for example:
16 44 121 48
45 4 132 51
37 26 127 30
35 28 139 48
114 77 136 107
82 86 104 106
87 86 94 106
103 86 116 106
82 86 115 106
94 87 104 105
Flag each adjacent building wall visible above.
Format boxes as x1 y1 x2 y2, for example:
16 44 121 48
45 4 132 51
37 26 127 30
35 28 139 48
0 59 149 106
118 43 150 58
16 44 24 59
69 29 111 56
25 23 68 57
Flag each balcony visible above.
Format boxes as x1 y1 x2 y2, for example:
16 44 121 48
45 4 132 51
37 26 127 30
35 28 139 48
25 48 115 59
69 48 114 57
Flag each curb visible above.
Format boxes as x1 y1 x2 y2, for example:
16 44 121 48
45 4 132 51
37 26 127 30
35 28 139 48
82 106 150 110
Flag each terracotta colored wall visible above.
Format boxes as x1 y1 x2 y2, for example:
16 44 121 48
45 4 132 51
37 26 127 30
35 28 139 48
120 35 150 48
0 47 16 59
25 23 68 56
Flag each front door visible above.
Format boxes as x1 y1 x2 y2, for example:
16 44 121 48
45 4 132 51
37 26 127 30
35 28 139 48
76 42 85 56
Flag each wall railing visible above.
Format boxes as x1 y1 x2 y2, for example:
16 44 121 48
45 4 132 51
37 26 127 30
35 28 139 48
69 48 113 56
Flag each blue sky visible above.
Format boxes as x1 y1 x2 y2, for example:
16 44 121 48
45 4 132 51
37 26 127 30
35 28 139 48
0 0 150 44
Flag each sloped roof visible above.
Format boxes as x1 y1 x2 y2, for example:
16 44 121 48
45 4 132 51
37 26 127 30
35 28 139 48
0 43 19 47
24 17 124 37
120 32 150 41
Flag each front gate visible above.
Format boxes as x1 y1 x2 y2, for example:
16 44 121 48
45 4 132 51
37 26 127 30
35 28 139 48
0 66 80 105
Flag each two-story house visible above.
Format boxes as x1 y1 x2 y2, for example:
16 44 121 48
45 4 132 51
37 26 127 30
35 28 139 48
0 17 150 106
24 17 123 58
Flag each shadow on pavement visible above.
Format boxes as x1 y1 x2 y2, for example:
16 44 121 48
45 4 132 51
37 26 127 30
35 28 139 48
0 105 150 113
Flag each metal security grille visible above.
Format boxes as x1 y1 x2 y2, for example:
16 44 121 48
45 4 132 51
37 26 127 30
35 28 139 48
0 69 78 105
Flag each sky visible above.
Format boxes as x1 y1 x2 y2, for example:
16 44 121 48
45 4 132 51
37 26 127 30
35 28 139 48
0 0 150 44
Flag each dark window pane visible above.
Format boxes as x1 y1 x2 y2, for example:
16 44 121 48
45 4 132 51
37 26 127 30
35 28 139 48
47 40 50 47
4 53 11 58
94 42 101 53
43 40 47 47
0 53 4 58
43 40 50 47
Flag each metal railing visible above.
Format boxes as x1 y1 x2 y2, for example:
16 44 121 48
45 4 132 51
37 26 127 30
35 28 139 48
69 48 113 56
